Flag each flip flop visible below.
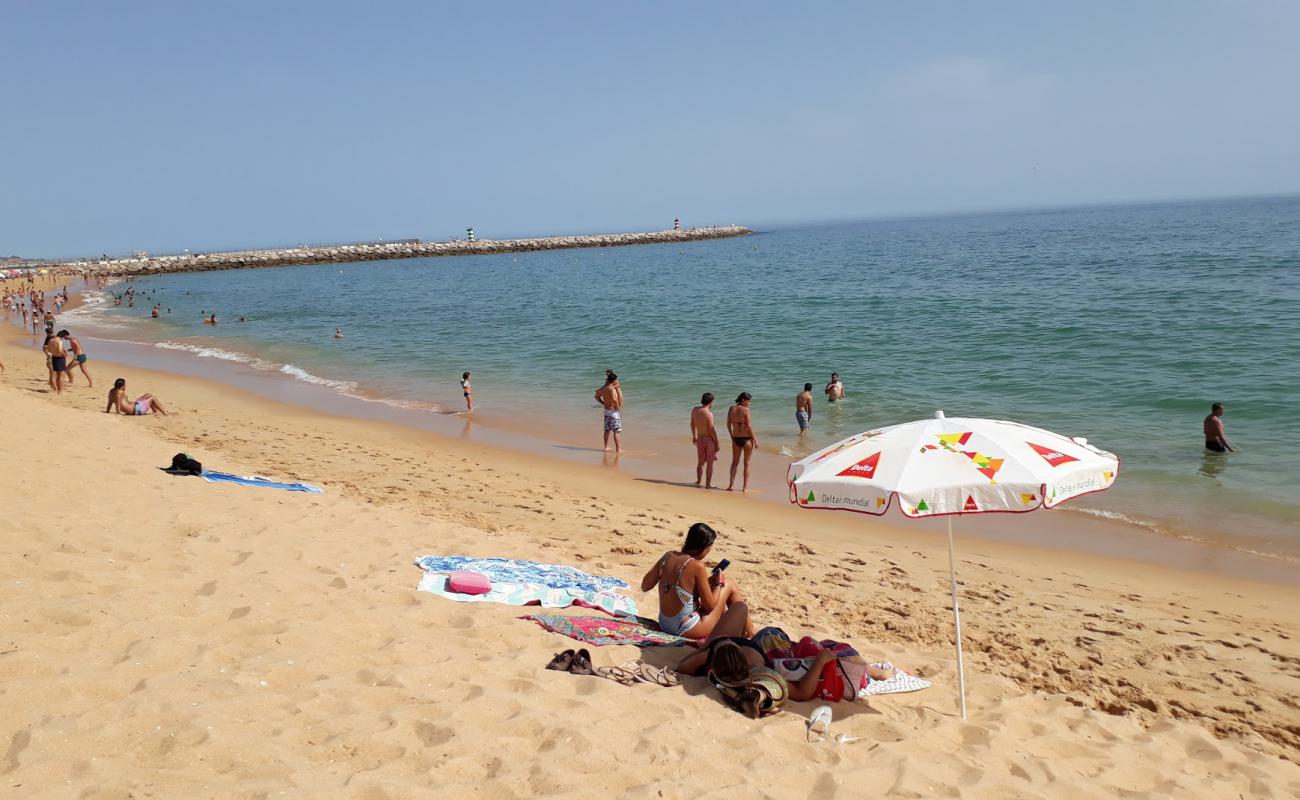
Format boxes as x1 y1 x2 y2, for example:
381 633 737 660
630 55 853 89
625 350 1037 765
595 660 641 685
545 649 576 671
637 663 681 687
569 648 594 676
807 705 833 743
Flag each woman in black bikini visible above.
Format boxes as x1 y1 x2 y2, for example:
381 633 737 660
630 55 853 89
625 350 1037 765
726 392 756 492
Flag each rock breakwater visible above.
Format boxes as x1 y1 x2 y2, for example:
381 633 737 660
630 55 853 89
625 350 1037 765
51 226 752 276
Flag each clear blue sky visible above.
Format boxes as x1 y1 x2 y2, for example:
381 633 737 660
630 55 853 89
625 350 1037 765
3 1 1299 257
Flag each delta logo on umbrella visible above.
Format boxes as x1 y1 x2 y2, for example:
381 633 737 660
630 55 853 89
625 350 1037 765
836 452 881 480
1027 442 1079 468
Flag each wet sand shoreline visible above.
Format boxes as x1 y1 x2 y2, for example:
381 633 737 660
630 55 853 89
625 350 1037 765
8 286 1297 586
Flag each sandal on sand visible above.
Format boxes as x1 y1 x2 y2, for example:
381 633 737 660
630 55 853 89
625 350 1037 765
594 660 682 687
545 649 576 671
637 663 681 687
595 661 641 685
807 705 833 743
569 648 594 676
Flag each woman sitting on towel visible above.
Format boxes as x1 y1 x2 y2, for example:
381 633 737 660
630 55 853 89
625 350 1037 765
641 522 753 640
105 377 169 416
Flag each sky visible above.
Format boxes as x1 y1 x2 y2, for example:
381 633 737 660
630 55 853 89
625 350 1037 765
3 1 1299 257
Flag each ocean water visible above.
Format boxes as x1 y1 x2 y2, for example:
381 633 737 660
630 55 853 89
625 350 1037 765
49 196 1300 558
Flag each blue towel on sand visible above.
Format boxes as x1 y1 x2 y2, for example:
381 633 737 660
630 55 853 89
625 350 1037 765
414 555 627 593
200 471 324 494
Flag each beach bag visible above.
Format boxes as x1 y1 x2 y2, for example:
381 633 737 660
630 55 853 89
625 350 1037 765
710 666 789 718
815 658 849 702
169 453 203 475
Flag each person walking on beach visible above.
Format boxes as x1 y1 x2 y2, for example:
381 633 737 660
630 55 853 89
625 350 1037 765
1204 403 1235 453
43 332 67 394
726 392 756 492
595 371 623 452
58 330 92 388
461 371 473 411
795 383 813 434
824 373 845 402
691 392 719 488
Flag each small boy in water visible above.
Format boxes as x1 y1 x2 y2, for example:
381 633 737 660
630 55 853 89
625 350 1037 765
461 372 473 411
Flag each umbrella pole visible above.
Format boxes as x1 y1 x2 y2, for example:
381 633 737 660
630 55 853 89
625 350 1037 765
947 516 968 720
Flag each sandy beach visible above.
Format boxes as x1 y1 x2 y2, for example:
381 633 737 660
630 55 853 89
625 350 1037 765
2 285 1299 798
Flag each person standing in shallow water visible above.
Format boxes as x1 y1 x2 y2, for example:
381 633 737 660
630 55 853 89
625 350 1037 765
726 392 756 492
594 372 623 452
691 392 719 488
795 383 813 435
824 372 845 402
1204 403 1235 452
460 372 473 411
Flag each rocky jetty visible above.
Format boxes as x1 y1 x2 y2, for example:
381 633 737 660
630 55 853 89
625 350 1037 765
51 226 752 276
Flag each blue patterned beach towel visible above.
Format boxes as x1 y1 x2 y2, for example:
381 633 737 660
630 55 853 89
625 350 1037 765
200 471 324 494
416 572 638 617
414 555 627 593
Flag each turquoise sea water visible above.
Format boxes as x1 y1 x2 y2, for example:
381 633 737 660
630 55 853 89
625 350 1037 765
58 196 1300 557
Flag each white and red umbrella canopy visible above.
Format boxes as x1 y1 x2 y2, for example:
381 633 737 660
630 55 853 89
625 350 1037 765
787 411 1119 719
788 413 1118 517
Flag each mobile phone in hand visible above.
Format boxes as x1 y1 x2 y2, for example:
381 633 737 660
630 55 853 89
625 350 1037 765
712 559 731 575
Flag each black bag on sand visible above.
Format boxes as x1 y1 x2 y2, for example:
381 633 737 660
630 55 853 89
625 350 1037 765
166 453 203 475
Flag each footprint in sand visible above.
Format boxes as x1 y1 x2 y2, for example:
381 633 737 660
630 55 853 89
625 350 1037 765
414 721 454 747
228 606 251 620
196 580 217 596
4 728 32 774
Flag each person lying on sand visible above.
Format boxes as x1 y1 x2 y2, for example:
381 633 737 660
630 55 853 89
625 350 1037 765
676 607 896 702
641 522 753 639
106 378 169 416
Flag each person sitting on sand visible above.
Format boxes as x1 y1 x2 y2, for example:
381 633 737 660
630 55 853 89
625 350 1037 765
641 522 752 639
105 378 169 416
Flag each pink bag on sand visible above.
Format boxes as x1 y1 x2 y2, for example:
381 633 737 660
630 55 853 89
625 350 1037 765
446 571 491 595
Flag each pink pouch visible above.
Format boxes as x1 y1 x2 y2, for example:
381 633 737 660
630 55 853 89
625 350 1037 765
446 570 491 595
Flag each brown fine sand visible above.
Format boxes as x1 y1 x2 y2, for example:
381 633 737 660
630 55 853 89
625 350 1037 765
2 296 1299 798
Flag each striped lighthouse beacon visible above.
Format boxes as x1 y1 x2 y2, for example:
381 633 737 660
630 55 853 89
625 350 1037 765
673 217 680 231
466 227 476 242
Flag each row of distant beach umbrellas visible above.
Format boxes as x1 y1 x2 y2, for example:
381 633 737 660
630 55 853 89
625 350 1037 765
787 410 1119 719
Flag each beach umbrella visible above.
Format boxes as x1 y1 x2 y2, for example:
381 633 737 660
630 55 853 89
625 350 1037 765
787 410 1118 719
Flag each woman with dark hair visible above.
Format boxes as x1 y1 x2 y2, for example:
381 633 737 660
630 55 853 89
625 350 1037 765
106 377 169 416
640 522 752 639
681 635 838 704
726 392 756 491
